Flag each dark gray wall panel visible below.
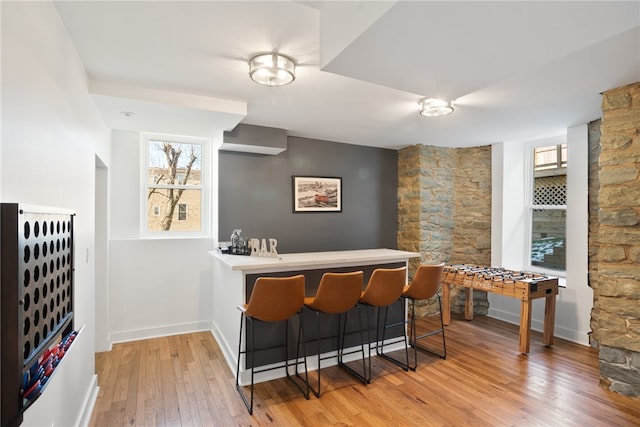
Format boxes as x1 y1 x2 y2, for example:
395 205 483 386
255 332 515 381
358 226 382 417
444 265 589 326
219 136 397 253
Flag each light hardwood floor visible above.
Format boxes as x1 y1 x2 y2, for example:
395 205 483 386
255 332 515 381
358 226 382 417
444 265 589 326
89 314 640 426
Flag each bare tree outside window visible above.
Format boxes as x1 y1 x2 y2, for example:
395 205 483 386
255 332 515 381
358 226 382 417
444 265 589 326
147 140 202 231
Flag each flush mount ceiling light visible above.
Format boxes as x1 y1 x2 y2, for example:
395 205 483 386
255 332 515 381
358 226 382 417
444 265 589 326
420 98 454 117
249 52 296 86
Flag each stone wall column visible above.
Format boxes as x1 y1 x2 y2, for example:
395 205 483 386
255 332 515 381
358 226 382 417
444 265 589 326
398 145 491 316
451 146 492 313
593 82 640 397
587 118 601 349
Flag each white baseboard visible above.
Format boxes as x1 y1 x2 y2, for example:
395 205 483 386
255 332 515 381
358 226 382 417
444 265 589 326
487 308 589 346
77 374 99 427
210 324 237 374
108 320 215 347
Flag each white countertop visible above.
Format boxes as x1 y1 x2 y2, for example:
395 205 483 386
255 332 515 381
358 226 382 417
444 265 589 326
209 248 420 272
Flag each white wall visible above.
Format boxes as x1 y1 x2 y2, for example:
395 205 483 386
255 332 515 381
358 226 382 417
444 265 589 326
491 125 592 345
94 158 109 352
1 1 110 425
105 130 217 346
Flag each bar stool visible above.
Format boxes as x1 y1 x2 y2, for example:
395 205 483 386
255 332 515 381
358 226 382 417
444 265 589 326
358 266 410 381
300 271 367 397
235 274 309 415
402 263 447 370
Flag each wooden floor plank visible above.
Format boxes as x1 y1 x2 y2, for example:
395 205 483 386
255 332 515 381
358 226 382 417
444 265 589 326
89 315 640 426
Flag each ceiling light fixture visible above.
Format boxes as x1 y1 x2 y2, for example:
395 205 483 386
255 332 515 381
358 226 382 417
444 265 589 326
420 98 454 117
249 52 296 86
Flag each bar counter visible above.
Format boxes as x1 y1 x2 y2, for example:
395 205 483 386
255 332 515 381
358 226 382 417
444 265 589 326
210 249 420 385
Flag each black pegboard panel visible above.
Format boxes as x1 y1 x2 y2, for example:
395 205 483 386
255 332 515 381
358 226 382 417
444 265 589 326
18 210 74 368
1 204 75 427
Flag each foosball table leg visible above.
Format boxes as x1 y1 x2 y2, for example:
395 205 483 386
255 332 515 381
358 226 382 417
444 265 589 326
543 293 556 347
519 300 532 355
442 283 451 325
464 288 474 320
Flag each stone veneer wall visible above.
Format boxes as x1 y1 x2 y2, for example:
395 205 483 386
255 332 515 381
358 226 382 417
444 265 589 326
590 82 640 397
587 118 601 348
451 147 492 314
451 148 492 262
398 145 491 316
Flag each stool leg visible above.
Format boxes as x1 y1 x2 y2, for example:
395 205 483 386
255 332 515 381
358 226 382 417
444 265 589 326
438 294 447 359
363 304 372 383
235 314 255 415
410 294 447 360
315 310 322 397
235 314 243 389
304 310 322 397
357 306 368 383
289 312 310 399
376 302 410 371
375 306 386 356
297 312 310 399
285 318 290 374
409 298 417 370
336 307 368 385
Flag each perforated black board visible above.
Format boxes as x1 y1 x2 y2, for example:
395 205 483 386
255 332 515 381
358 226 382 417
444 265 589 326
18 208 74 367
1 204 75 427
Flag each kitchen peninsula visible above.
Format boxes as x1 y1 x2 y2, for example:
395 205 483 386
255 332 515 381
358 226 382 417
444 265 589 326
210 248 420 384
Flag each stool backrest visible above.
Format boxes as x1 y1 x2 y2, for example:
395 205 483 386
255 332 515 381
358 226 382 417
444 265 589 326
311 271 364 314
403 263 444 300
246 275 305 322
360 267 407 307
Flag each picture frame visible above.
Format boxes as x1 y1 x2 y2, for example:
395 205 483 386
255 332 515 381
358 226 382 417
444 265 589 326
292 176 342 212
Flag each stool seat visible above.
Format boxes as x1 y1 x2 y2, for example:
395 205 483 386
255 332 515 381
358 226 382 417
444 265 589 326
304 272 362 313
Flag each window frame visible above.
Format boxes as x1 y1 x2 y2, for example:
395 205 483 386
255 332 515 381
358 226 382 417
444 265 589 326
178 203 188 221
140 132 211 239
524 137 567 276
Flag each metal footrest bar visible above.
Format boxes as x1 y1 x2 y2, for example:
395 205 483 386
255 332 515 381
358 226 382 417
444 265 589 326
337 305 368 386
297 307 368 397
236 312 309 415
361 303 410 380
407 294 446 370
374 304 410 372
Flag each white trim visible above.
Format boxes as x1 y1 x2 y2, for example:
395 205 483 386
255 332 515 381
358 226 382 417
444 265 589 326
108 320 215 346
76 375 99 427
491 126 591 347
140 132 211 239
487 294 588 346
524 136 567 276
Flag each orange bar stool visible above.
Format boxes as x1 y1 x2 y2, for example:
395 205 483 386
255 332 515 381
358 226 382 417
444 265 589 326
299 271 367 397
402 263 447 370
358 266 410 380
235 274 309 415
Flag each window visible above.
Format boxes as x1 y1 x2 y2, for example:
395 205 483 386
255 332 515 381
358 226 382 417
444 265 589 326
178 204 187 221
142 134 209 235
529 143 567 272
534 144 567 171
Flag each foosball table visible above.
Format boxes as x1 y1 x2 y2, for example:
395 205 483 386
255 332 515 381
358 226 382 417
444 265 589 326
441 265 559 355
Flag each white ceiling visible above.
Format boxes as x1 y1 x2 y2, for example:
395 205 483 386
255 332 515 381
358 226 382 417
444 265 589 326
53 1 640 149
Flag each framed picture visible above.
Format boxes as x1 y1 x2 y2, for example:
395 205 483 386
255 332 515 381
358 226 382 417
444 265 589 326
292 176 342 212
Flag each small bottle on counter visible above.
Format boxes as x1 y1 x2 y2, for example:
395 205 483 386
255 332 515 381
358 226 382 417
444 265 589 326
230 229 241 254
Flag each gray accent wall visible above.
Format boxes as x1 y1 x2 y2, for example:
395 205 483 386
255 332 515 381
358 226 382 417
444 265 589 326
219 136 398 253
